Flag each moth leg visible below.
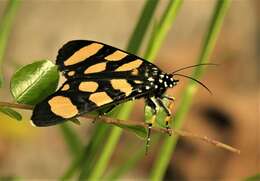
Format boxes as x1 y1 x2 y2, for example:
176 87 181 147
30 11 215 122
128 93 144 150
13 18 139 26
145 97 158 154
156 97 174 136
92 105 116 123
162 95 175 102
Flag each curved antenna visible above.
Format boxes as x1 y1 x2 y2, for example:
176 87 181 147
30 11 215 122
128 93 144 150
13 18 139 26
173 73 212 94
171 63 218 74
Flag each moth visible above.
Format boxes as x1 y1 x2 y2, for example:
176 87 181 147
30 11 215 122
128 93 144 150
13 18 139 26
31 40 211 146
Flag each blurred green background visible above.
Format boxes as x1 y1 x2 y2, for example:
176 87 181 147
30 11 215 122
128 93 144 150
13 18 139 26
0 0 258 180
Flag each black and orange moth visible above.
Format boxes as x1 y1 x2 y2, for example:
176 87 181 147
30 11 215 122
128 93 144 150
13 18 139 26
31 40 212 146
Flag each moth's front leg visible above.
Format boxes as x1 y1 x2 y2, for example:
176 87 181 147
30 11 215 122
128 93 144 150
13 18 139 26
145 97 158 154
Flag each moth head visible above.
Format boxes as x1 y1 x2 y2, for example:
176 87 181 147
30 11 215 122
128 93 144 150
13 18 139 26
165 75 179 88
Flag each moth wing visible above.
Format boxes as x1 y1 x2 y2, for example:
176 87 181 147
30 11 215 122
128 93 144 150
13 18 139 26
31 77 152 126
56 40 153 79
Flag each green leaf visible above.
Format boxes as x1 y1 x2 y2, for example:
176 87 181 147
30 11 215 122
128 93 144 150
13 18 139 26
116 124 147 139
10 60 59 105
0 107 22 121
69 118 81 126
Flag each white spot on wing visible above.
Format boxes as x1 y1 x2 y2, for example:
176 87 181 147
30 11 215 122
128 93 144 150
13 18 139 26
148 77 154 81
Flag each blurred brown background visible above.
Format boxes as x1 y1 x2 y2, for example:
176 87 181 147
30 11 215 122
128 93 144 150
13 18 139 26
0 0 259 180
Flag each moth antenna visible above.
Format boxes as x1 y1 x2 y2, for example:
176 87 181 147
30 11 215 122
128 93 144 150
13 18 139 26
171 63 217 74
173 73 212 94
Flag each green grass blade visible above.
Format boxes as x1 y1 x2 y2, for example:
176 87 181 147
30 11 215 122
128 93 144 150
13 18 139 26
87 103 133 180
145 0 183 60
89 126 122 179
127 0 159 54
88 0 183 180
61 123 109 180
149 1 232 180
59 123 83 157
78 124 111 179
107 149 144 180
107 135 159 180
0 0 20 87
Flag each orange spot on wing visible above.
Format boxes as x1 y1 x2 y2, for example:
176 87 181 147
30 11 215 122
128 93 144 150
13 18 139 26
61 84 70 91
48 96 78 118
64 43 103 66
89 92 113 106
79 81 98 92
84 62 106 74
111 79 132 96
115 59 143 72
105 50 128 61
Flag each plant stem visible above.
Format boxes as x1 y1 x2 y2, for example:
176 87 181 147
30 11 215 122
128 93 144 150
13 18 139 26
0 101 32 110
149 1 232 180
0 0 20 87
0 100 240 154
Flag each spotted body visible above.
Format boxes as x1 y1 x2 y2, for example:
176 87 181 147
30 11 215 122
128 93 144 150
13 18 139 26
31 40 178 127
